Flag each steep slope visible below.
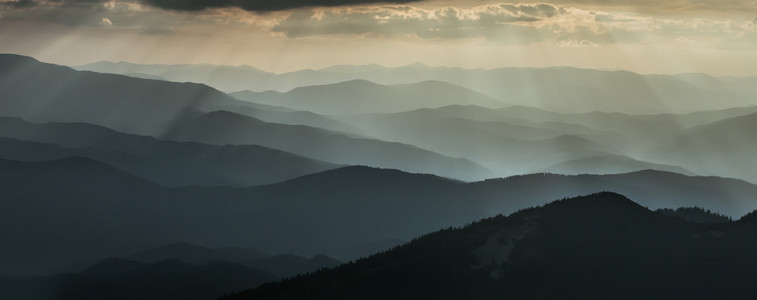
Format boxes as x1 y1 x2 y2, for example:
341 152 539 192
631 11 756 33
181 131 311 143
230 79 505 115
224 192 757 299
0 54 240 136
162 110 494 181
0 117 340 187
244 254 342 278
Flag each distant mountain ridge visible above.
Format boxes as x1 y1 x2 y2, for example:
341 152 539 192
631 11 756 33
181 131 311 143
231 79 505 115
78 60 757 114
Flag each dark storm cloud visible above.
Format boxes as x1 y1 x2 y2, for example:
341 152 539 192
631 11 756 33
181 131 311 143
140 0 421 12
2 0 31 8
1 0 421 11
0 0 180 27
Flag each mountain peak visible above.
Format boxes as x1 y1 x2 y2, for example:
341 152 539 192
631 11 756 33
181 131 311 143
544 192 644 212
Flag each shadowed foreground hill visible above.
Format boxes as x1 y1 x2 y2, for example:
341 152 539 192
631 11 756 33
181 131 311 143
0 259 277 300
224 192 757 300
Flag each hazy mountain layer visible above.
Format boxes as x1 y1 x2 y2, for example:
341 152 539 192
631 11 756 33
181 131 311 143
19 55 757 182
0 117 340 187
644 111 757 183
1 55 493 181
161 110 494 181
3 158 756 276
0 54 357 136
0 54 244 136
78 61 757 114
340 104 757 181
231 79 505 115
339 108 622 175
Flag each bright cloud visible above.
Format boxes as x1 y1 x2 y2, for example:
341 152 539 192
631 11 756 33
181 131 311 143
0 1 756 75
269 3 757 48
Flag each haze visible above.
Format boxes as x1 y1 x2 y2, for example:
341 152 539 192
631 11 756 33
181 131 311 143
3 1 757 299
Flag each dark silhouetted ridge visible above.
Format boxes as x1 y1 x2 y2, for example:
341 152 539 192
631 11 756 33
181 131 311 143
540 191 649 217
224 192 757 299
80 258 144 276
128 242 269 265
657 207 731 223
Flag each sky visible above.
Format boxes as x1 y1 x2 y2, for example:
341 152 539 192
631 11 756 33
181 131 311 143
1 0 756 75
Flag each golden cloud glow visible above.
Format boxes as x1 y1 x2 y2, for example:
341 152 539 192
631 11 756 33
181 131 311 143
0 1 756 76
